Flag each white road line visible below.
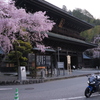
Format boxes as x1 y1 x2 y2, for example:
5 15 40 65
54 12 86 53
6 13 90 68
0 88 13 90
51 94 100 100
67 96 85 100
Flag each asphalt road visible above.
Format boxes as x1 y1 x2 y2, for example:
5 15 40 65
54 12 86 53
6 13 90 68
0 76 100 100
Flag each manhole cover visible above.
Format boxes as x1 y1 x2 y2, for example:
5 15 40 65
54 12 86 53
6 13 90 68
25 88 34 90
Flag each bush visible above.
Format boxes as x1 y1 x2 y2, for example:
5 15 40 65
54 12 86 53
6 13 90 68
30 67 37 78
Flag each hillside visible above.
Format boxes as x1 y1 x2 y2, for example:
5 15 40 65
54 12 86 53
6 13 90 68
67 8 100 42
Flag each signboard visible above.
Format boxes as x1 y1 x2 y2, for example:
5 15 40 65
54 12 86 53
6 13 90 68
46 56 51 68
28 53 35 63
57 62 64 68
36 55 46 66
58 18 65 28
36 55 51 67
67 55 71 64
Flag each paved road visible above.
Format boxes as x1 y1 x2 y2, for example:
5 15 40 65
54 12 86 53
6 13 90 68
0 76 100 100
51 94 100 100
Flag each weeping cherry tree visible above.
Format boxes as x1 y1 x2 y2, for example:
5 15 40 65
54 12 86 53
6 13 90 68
0 0 55 53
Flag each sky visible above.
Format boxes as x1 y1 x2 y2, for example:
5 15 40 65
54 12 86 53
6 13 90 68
45 0 100 19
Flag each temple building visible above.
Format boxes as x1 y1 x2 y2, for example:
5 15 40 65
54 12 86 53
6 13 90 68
15 0 96 74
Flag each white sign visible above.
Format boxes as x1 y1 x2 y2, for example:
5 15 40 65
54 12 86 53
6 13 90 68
19 66 26 80
67 55 71 64
57 62 64 68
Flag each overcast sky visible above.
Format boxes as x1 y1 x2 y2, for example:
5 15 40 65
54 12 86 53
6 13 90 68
45 0 100 19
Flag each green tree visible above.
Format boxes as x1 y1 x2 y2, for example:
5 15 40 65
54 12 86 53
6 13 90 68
68 8 100 26
81 25 100 42
6 40 32 67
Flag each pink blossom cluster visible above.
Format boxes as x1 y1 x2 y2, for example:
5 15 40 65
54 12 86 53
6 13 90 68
91 35 100 58
0 0 55 53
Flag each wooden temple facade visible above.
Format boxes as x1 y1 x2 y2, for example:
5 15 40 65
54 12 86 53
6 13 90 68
15 0 96 72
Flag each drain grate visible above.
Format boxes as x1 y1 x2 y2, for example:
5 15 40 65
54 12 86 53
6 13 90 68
25 88 34 90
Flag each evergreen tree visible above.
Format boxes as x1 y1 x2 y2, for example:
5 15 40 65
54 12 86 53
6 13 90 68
6 40 32 66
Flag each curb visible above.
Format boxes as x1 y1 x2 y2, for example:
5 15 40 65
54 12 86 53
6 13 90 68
0 72 99 85
0 79 44 85
44 72 99 82
44 74 90 82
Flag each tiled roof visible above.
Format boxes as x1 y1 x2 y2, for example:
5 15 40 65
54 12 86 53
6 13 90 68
47 32 97 48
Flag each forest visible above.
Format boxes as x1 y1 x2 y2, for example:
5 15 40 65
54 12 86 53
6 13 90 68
67 8 100 42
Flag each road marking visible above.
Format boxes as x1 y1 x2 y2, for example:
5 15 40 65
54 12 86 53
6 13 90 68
51 94 100 100
0 88 12 90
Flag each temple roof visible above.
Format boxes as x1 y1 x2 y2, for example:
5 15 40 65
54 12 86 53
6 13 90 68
47 32 97 49
15 0 94 32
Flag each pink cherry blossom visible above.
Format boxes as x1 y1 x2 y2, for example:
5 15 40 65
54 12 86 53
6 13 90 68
0 0 55 53
91 35 100 58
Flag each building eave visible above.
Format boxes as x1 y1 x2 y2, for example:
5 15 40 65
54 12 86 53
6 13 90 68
47 32 97 48
15 0 94 32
